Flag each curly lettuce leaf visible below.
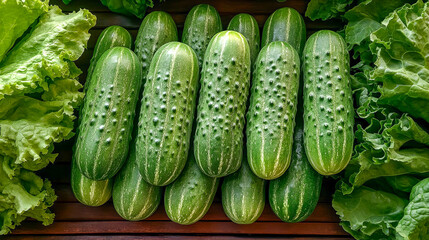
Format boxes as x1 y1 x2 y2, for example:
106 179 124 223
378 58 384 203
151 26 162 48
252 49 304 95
0 93 82 171
342 114 429 193
370 0 429 123
396 178 429 239
333 186 408 239
0 6 95 99
305 0 354 21
0 156 56 235
0 0 49 62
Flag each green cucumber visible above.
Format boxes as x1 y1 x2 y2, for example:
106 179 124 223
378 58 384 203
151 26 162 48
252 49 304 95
227 13 260 67
135 42 199 186
269 114 323 222
134 11 178 87
182 4 223 68
71 159 112 207
74 47 142 180
112 143 162 221
194 30 251 178
87 26 132 83
221 158 265 224
303 30 354 175
164 151 219 225
246 41 300 180
261 7 306 54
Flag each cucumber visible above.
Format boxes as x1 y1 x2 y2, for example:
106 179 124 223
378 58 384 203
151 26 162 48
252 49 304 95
246 41 300 180
303 30 354 176
221 158 266 224
74 47 142 180
261 7 306 54
164 151 219 225
87 26 132 83
135 42 199 186
71 159 112 207
227 13 260 67
112 143 162 221
194 30 251 177
182 4 223 68
269 114 323 222
134 11 178 87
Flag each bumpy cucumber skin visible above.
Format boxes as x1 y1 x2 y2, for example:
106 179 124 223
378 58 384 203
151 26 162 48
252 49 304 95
134 11 178 87
74 47 142 180
112 144 162 221
303 30 354 176
194 30 251 178
227 13 260 67
221 159 266 224
164 152 219 225
269 115 323 223
261 7 306 54
71 159 112 207
182 4 223 68
135 42 199 186
87 26 132 82
246 41 300 180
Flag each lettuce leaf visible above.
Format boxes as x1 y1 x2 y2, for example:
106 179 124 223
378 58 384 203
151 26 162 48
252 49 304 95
342 114 429 192
330 1 429 239
344 0 414 47
0 6 94 99
0 0 49 62
0 156 56 235
100 0 153 19
333 186 408 239
396 178 429 239
305 0 354 21
370 0 429 123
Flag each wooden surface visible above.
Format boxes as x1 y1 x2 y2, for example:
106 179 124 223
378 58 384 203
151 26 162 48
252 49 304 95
7 0 351 239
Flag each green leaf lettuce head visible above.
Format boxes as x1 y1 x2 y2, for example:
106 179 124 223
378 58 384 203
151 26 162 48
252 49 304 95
0 4 95 235
0 0 49 62
330 1 429 239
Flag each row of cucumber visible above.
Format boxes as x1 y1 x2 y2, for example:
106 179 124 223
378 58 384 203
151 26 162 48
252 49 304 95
71 4 353 225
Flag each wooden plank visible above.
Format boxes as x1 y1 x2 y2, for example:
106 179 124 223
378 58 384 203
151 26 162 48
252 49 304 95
4 235 353 240
11 221 348 235
47 202 339 222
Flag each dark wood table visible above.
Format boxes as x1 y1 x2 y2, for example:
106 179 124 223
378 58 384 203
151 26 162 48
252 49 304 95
6 0 351 239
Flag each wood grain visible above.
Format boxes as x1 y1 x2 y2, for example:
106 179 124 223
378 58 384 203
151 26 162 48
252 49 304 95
5 236 353 240
11 221 348 235
45 202 339 222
